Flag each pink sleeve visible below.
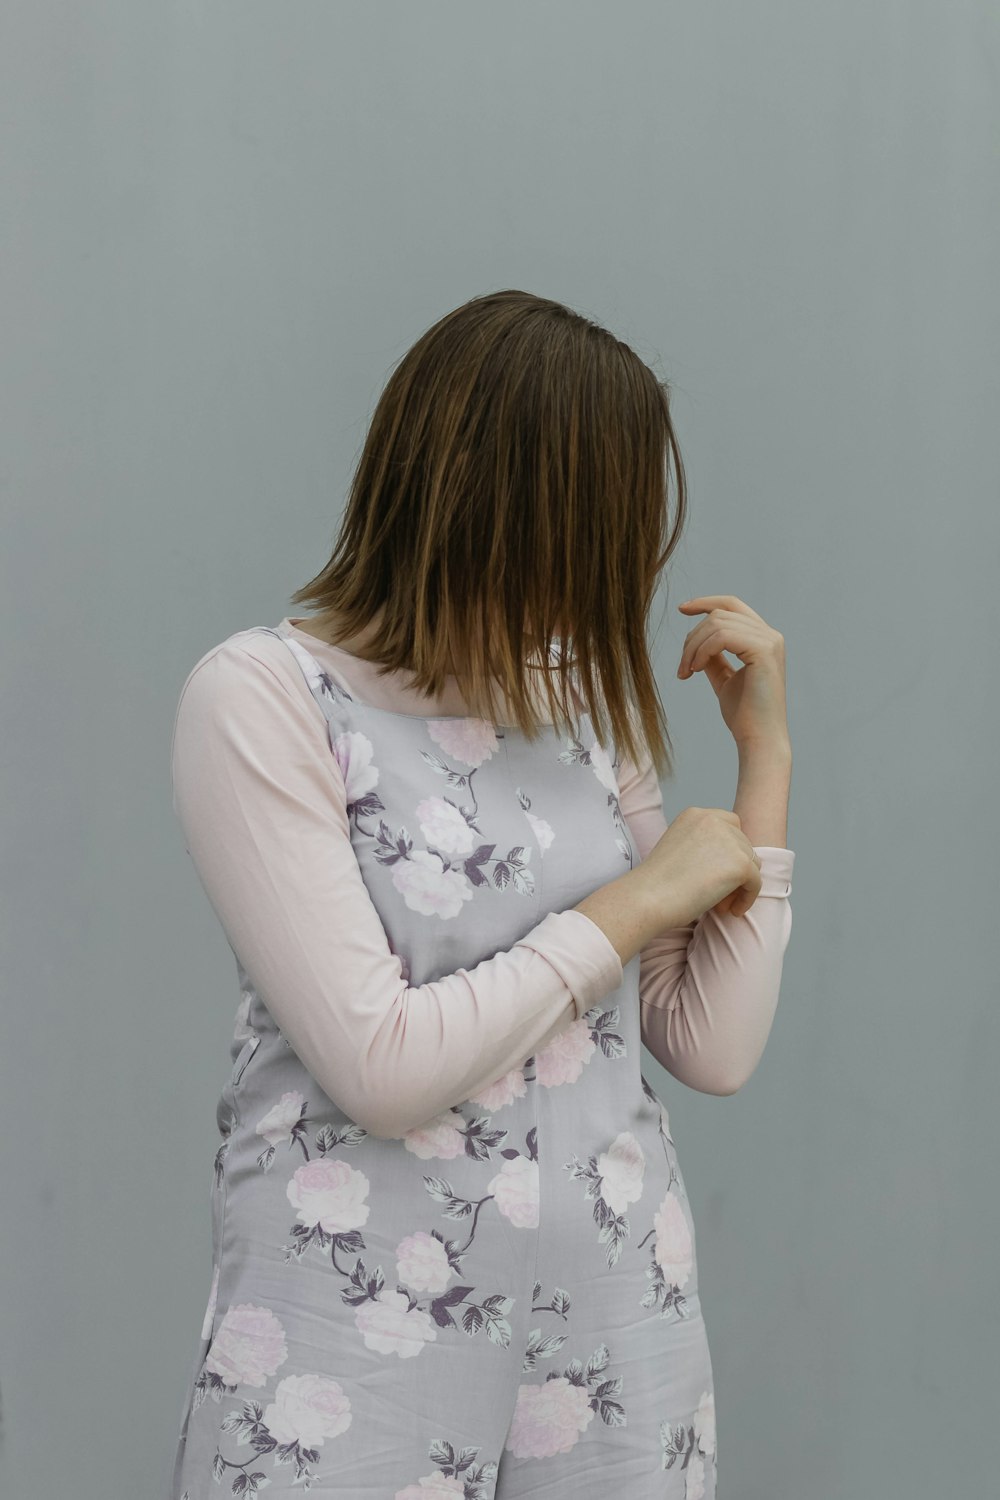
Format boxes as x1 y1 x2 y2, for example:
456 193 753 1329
616 744 795 1096
169 638 624 1139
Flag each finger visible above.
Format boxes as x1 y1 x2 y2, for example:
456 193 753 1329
677 595 767 624
681 620 766 676
677 609 746 670
732 888 760 918
677 614 736 672
682 629 728 675
680 627 740 676
700 654 738 693
731 857 762 917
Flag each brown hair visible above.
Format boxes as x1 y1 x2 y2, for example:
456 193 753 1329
290 289 687 779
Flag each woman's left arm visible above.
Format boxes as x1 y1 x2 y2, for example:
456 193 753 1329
618 754 794 1096
624 593 796 1095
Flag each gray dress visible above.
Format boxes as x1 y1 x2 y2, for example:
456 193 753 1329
171 621 717 1499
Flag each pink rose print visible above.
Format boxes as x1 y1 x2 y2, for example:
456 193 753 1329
354 1289 438 1358
565 1131 646 1267
529 1004 626 1086
507 1344 625 1458
395 1435 499 1500
200 1263 220 1340
694 1389 716 1457
263 1371 353 1446
256 1090 307 1147
660 1396 716 1495
468 1066 527 1112
205 1367 351 1490
515 784 556 863
685 1452 707 1498
396 1476 464 1500
318 690 534 912
426 718 501 767
391 848 475 918
328 726 380 804
640 1185 696 1319
341 1241 513 1354
204 1302 288 1388
415 795 479 856
396 1230 454 1295
404 1109 468 1159
523 809 555 851
587 739 620 796
506 1375 595 1458
533 1017 597 1086
596 1131 646 1215
286 1157 371 1234
282 1145 516 1359
487 1155 539 1229
253 1089 317 1171
653 1191 693 1288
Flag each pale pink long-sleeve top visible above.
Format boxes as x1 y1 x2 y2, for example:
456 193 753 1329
170 618 795 1138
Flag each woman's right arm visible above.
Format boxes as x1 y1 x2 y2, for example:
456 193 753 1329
170 639 657 1140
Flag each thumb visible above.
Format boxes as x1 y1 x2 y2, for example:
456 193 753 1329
701 653 735 696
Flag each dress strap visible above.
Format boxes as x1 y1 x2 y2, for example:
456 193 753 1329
249 624 353 724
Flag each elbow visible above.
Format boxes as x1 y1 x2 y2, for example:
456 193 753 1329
680 1063 755 1097
325 1053 423 1140
318 1079 407 1140
343 1086 426 1141
351 1095 462 1143
347 1100 412 1141
704 1062 759 1097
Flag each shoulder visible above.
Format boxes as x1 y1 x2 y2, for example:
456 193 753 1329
176 626 306 710
169 627 352 851
171 626 326 764
170 625 347 807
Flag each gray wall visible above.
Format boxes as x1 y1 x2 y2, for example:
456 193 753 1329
2 2 996 1495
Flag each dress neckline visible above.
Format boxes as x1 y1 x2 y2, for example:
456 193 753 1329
277 618 583 731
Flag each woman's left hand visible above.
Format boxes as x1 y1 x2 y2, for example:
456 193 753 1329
675 595 789 750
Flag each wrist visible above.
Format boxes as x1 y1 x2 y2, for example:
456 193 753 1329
625 864 684 944
573 865 670 968
736 732 792 763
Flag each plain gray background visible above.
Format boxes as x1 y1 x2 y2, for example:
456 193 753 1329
2 3 997 1495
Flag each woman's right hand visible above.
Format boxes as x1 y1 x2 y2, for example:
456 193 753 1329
639 806 762 927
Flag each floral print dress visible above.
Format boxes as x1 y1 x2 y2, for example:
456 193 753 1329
171 621 718 1499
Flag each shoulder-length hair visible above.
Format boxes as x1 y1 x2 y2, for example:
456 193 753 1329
290 289 687 779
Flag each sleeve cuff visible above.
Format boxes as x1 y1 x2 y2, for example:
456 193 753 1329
753 846 795 898
518 907 625 1019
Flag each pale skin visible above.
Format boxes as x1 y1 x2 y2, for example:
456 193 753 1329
675 593 792 851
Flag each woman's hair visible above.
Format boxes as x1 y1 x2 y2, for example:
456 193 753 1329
290 289 687 778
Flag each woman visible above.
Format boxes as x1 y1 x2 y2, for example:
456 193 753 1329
169 289 795 1499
